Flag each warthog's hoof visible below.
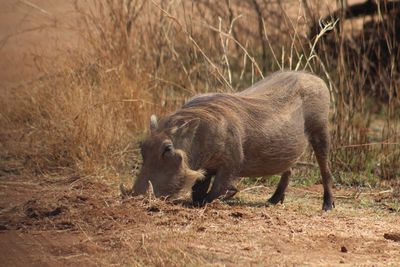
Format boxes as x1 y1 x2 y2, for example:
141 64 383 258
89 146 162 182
267 194 285 205
322 200 335 211
220 186 238 200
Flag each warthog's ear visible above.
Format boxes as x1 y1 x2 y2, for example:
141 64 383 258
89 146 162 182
150 114 158 133
171 118 200 143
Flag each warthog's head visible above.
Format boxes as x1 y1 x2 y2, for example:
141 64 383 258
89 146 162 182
129 115 205 198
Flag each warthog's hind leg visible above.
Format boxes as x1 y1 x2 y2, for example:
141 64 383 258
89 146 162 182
309 127 335 211
267 169 291 205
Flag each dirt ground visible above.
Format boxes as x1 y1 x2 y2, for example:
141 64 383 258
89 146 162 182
0 174 399 266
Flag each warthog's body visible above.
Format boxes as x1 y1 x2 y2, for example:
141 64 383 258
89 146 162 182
126 71 334 210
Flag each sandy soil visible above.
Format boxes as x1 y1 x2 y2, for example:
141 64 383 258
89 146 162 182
0 174 399 266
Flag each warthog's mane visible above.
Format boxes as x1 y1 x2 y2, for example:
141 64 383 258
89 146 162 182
160 71 318 131
161 94 269 132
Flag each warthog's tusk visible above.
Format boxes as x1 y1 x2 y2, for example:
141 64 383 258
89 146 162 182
119 183 132 197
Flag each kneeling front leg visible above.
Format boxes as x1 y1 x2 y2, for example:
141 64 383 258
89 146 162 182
192 173 212 206
206 169 236 203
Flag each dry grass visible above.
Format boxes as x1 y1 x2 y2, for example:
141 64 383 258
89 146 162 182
0 0 399 184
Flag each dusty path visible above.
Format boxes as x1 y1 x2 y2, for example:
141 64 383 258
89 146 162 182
0 174 399 266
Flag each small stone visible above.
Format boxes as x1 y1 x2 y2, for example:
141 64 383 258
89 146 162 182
146 206 160 213
384 233 400 242
197 226 206 232
230 211 243 218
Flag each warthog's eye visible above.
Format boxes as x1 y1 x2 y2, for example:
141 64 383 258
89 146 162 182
162 143 174 157
163 144 173 153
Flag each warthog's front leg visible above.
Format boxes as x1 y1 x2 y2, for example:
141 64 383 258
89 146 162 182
219 183 238 200
205 169 236 203
192 173 238 206
267 169 291 205
192 173 212 206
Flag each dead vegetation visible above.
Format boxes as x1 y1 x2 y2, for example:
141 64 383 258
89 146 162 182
1 0 399 184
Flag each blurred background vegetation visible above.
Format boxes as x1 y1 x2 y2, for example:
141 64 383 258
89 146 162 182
0 0 399 186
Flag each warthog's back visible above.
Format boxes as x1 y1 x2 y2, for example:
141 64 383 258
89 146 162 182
237 71 329 99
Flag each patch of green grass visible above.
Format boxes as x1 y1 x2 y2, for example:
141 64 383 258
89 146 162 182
291 167 321 186
238 175 281 188
386 199 400 213
333 170 380 187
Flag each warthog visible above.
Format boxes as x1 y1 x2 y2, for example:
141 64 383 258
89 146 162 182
123 71 335 210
